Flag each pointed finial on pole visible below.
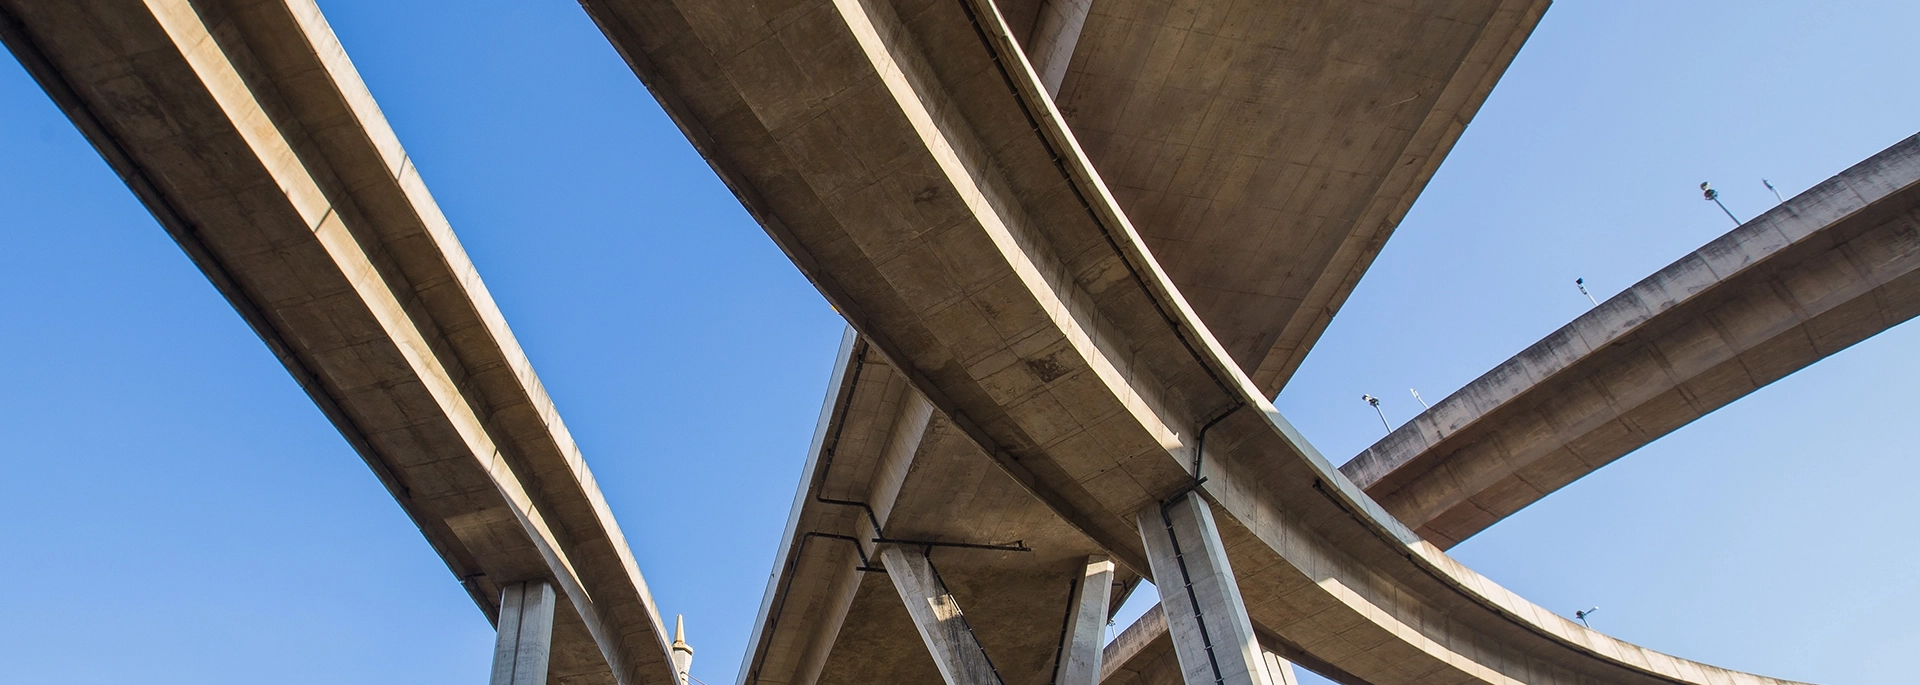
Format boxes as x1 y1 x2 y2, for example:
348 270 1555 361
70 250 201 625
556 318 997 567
671 614 695 684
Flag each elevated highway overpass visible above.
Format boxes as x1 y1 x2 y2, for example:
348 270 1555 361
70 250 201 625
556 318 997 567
1343 135 1920 547
0 1 679 682
583 0 1826 683
1099 133 1920 682
653 0 1556 681
4 0 1898 684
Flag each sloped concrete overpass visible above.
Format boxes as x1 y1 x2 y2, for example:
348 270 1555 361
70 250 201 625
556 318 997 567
4 0 1892 684
687 0 1553 682
1344 135 1920 547
587 0 1818 684
0 1 679 683
1102 133 1920 684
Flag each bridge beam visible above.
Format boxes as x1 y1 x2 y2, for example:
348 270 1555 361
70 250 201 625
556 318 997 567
1096 607 1301 685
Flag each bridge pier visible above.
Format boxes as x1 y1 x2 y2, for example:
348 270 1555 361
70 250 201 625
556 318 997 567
879 546 1003 685
1137 497 1272 685
1260 651 1300 685
1058 556 1115 685
490 581 556 685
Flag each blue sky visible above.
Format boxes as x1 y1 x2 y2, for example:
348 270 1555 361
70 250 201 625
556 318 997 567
0 1 1913 684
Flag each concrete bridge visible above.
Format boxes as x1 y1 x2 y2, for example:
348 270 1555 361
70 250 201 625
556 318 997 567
2 1 1911 685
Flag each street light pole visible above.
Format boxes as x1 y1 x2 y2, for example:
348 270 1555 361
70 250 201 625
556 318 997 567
1763 178 1785 204
1701 181 1740 225
1362 394 1390 433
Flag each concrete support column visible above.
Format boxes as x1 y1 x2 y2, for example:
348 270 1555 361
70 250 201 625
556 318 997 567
1261 650 1300 685
1057 556 1115 685
878 546 1003 685
1026 0 1093 96
491 580 557 685
1136 497 1271 685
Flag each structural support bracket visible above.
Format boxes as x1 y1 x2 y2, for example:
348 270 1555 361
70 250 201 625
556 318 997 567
1136 497 1271 685
491 580 557 685
878 546 1004 685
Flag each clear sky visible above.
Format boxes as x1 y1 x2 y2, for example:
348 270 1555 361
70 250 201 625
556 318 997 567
0 1 1913 684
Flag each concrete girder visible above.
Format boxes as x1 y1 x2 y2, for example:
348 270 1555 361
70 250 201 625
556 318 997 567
1344 133 1920 548
0 1 677 682
1100 607 1303 685
583 0 1814 683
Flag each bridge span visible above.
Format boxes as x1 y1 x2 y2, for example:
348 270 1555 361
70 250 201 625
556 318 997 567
585 0 1826 683
5 0 1897 684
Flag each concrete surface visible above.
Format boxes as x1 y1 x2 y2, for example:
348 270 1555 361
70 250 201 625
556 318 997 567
583 0 1546 399
586 0 1817 681
1344 133 1920 548
0 1 678 682
1050 0 1550 394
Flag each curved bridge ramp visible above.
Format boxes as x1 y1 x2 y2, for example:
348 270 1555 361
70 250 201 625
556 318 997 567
1344 133 1920 547
583 0 1821 683
0 2 681 683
